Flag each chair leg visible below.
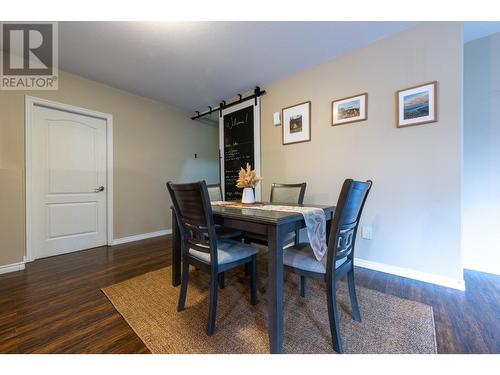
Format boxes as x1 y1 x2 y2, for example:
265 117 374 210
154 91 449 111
326 281 343 353
177 260 190 312
300 275 306 297
218 272 225 289
347 270 361 321
250 256 258 305
207 272 219 336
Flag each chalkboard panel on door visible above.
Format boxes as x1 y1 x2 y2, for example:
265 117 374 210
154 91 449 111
223 105 254 201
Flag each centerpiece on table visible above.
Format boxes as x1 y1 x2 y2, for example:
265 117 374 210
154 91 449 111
236 163 261 204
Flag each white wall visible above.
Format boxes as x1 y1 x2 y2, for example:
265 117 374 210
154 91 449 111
463 32 500 275
261 23 464 289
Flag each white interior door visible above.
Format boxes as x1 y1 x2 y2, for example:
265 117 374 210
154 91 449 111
31 105 108 259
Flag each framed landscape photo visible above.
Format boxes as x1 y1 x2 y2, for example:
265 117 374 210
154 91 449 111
332 93 368 126
282 101 311 145
396 81 437 128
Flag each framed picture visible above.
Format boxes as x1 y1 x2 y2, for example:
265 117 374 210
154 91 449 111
332 93 368 126
396 81 437 128
282 101 311 145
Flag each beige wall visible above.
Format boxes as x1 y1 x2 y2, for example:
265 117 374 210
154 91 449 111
261 23 464 284
463 32 500 275
0 70 219 267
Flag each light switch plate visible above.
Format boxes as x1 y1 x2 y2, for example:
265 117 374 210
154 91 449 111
361 226 373 240
273 112 281 126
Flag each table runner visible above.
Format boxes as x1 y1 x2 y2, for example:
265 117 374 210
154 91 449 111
211 201 328 261
210 201 236 206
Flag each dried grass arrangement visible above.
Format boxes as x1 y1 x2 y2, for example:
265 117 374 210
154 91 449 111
236 163 261 189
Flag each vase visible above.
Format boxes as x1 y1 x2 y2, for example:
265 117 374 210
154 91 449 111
241 187 255 204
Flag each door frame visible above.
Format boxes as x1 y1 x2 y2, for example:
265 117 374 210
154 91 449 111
25 95 114 262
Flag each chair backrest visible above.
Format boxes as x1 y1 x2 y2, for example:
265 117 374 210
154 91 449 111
207 184 223 201
167 181 218 264
270 182 307 204
326 179 372 274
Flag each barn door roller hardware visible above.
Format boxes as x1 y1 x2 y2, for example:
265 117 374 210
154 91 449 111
191 86 266 120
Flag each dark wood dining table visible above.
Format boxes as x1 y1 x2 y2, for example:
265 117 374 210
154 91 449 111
171 202 335 354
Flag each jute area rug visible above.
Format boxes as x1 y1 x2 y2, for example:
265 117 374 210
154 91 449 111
102 265 437 354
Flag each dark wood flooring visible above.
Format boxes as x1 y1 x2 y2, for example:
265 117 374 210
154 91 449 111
0 236 498 353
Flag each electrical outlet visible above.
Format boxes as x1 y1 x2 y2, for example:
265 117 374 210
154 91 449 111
361 226 373 240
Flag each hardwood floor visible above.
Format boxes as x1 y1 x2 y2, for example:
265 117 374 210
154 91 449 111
0 235 498 353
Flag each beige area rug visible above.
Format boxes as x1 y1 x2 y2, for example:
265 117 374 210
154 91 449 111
102 265 437 354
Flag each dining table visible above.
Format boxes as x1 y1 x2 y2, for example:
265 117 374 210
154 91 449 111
170 202 335 354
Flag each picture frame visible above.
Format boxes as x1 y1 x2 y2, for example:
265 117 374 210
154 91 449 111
331 93 368 126
396 81 437 128
282 101 311 145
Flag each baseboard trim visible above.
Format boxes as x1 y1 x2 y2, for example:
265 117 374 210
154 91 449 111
0 261 26 275
463 261 500 276
354 257 466 291
111 229 172 246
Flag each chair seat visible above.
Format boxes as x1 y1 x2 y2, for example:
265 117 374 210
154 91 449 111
215 225 242 239
283 243 347 274
189 239 259 265
245 231 296 245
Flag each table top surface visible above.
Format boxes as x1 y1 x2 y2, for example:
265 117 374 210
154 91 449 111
210 202 335 225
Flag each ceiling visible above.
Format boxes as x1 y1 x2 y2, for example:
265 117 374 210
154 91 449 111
463 21 500 43
59 22 417 112
58 22 500 113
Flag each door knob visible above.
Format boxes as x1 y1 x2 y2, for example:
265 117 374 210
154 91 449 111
95 186 105 193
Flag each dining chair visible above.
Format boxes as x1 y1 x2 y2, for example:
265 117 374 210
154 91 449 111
207 183 224 202
282 179 372 353
270 182 307 205
245 182 307 246
206 184 243 241
206 183 244 289
167 181 259 336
